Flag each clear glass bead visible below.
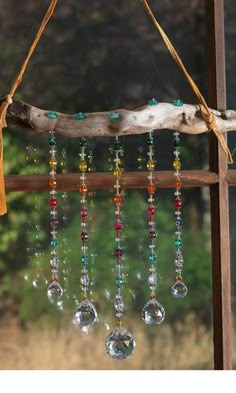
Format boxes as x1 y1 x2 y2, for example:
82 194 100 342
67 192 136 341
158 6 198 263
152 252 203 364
171 280 188 298
73 299 98 327
47 281 63 303
142 298 165 325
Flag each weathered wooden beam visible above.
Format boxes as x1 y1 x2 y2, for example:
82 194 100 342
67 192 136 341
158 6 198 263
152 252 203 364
3 99 236 137
206 0 233 370
4 170 219 192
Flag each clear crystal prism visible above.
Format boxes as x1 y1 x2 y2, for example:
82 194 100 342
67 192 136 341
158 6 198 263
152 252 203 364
47 280 63 303
105 326 136 360
142 298 165 325
171 280 188 298
73 298 98 327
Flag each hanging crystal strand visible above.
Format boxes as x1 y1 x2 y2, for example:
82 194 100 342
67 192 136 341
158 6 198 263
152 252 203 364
73 138 98 327
32 145 44 288
141 131 165 325
171 131 188 298
60 148 71 302
47 130 63 303
105 135 136 360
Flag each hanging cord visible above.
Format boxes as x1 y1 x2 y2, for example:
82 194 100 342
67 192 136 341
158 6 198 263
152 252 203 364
141 0 233 165
0 0 58 215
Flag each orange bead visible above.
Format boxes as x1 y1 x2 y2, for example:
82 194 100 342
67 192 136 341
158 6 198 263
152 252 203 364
174 180 182 188
113 195 121 204
147 184 155 194
49 179 57 188
79 185 88 194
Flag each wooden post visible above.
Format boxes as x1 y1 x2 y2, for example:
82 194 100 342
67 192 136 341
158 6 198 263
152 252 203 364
205 0 233 369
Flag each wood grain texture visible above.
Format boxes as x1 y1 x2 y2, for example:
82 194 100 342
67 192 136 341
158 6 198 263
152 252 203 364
3 98 236 137
4 170 219 192
206 0 233 370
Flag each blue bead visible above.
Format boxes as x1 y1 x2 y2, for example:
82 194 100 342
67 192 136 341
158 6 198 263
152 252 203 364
174 239 182 247
149 254 157 263
51 239 58 246
116 277 123 287
82 255 89 264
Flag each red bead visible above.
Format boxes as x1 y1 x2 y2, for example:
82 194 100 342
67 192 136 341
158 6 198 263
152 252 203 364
147 185 155 194
80 208 88 217
148 206 155 216
50 198 57 207
114 221 123 231
115 248 122 257
81 232 88 241
113 195 121 204
174 199 182 209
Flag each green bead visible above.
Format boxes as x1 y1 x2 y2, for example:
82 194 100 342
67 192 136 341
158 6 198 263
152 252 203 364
174 239 182 247
49 137 56 146
75 112 86 120
148 98 159 106
173 99 183 107
80 138 87 147
47 111 58 119
174 139 181 148
149 254 157 263
82 255 89 264
147 138 154 146
108 111 121 121
51 239 58 247
113 141 121 151
116 277 123 287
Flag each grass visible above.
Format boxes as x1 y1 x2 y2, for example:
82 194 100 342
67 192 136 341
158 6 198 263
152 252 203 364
0 313 220 370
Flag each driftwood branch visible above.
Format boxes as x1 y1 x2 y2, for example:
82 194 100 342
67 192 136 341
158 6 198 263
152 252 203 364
4 99 236 137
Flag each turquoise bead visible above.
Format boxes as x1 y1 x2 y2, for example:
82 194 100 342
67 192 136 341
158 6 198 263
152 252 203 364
174 239 182 247
82 255 89 264
147 138 154 146
174 139 181 148
149 254 157 263
49 137 56 146
148 98 159 106
75 112 86 120
51 239 58 246
173 99 183 107
47 111 58 119
116 277 123 287
113 141 121 151
108 112 121 121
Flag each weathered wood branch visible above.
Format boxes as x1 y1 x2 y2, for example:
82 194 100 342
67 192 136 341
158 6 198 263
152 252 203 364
4 99 236 137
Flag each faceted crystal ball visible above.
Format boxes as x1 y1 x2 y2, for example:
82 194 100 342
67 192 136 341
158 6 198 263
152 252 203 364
73 299 98 327
105 326 136 360
142 298 165 325
47 280 63 303
171 280 188 298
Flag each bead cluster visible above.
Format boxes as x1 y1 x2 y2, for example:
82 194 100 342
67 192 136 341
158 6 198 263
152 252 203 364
47 129 63 303
142 130 165 325
73 138 97 327
171 130 188 298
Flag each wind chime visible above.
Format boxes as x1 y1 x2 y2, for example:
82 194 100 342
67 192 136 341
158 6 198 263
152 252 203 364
42 102 188 360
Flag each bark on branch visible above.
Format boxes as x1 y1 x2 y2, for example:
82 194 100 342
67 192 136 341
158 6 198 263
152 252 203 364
4 99 236 137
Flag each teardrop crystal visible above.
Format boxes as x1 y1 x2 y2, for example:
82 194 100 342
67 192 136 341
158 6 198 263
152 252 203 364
105 326 136 360
142 298 165 325
73 299 98 327
47 280 63 303
171 280 188 298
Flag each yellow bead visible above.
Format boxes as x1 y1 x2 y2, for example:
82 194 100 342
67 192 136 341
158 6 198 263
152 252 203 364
49 159 57 168
79 161 87 172
88 164 96 173
113 168 122 177
147 160 155 171
60 160 66 168
173 160 181 170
